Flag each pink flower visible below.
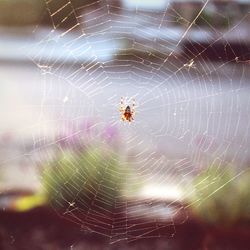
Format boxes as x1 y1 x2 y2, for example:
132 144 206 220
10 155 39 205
103 124 119 143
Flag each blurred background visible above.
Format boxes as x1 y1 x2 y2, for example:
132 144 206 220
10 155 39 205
0 0 250 249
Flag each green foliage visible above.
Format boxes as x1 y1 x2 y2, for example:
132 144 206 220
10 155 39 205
42 146 139 212
190 166 250 226
237 170 250 221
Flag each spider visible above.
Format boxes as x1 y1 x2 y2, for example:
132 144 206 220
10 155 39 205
119 97 135 122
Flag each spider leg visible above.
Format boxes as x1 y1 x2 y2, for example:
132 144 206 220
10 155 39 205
131 98 136 114
119 97 125 112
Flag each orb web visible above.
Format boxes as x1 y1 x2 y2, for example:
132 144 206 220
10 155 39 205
23 0 250 244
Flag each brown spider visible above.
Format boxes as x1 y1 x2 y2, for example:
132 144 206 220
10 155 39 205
119 97 135 122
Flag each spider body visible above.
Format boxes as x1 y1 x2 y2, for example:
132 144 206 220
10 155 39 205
120 98 135 122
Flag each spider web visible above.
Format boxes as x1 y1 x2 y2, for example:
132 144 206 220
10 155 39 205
18 0 250 244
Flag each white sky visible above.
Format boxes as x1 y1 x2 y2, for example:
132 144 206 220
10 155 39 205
123 0 170 10
123 0 250 10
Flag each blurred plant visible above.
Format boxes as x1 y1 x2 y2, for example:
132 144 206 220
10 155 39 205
41 121 140 212
0 0 45 26
41 0 102 28
172 2 242 29
13 194 47 212
189 166 250 226
0 0 107 28
195 10 230 29
42 146 140 212
9 121 126 212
